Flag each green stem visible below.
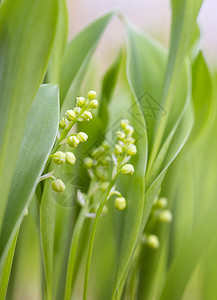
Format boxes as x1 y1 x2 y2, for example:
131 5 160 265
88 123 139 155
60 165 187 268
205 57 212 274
64 181 96 300
83 177 117 300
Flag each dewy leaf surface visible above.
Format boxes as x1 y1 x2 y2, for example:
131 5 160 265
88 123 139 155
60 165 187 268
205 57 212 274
0 85 59 263
0 0 58 229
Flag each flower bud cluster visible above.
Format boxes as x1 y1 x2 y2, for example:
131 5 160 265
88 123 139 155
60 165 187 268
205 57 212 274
50 91 98 193
58 90 98 130
152 196 173 223
83 141 112 182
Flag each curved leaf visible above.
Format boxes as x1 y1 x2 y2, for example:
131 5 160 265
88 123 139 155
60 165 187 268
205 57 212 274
0 85 59 262
0 0 58 229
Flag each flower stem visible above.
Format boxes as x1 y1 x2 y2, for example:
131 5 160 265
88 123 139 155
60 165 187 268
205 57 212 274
83 177 117 300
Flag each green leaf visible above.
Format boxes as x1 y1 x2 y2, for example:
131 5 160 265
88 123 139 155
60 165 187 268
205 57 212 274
0 231 18 300
0 85 59 263
0 0 58 229
59 10 115 106
148 0 203 169
112 62 148 299
47 0 68 83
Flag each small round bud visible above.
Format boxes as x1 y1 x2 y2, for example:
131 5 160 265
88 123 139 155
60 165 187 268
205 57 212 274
114 144 123 155
116 131 125 141
73 107 81 115
77 132 88 143
125 125 134 135
23 206 28 216
157 197 168 209
87 90 96 100
82 111 92 121
59 118 66 129
65 110 76 121
102 141 110 151
121 119 129 130
76 97 86 107
146 235 159 249
121 164 134 175
65 152 76 165
115 197 126 210
67 135 80 147
84 157 94 168
126 144 137 156
89 99 98 109
127 137 135 144
52 179 65 193
92 147 103 159
52 151 66 165
95 166 106 180
158 210 173 223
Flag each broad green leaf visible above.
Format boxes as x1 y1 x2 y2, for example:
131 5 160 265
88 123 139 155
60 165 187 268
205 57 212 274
60 11 115 105
0 85 59 263
159 203 217 300
148 0 203 168
112 63 148 299
47 0 68 83
0 0 58 230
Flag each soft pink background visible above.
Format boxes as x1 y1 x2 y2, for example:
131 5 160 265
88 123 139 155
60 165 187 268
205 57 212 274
67 0 217 69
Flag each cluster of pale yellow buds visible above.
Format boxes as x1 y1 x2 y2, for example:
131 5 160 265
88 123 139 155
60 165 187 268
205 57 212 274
152 196 173 223
48 90 98 194
58 90 98 131
83 141 111 182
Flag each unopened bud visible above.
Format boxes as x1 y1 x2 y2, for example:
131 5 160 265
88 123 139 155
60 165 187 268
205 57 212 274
82 111 92 121
125 125 134 135
157 197 168 209
52 179 65 193
76 97 86 107
115 197 126 210
158 210 172 223
126 144 137 156
146 234 159 249
65 110 76 121
65 152 76 165
121 119 129 130
89 99 98 109
77 132 88 143
73 107 81 115
67 135 80 147
59 118 66 129
87 90 96 100
121 164 134 175
116 131 125 141
114 144 123 155
84 157 94 168
53 151 66 165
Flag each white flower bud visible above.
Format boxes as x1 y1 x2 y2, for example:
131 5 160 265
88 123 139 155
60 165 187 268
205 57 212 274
157 197 168 209
126 144 137 156
65 152 76 165
52 179 65 193
116 131 125 141
59 118 66 129
77 132 88 143
114 144 123 155
76 97 86 107
73 107 81 115
87 90 96 100
146 234 159 249
82 111 92 121
121 119 129 130
89 99 98 109
52 151 66 165
83 157 94 168
125 125 134 135
67 135 80 147
115 197 126 210
158 210 172 223
121 164 134 175
65 110 76 121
